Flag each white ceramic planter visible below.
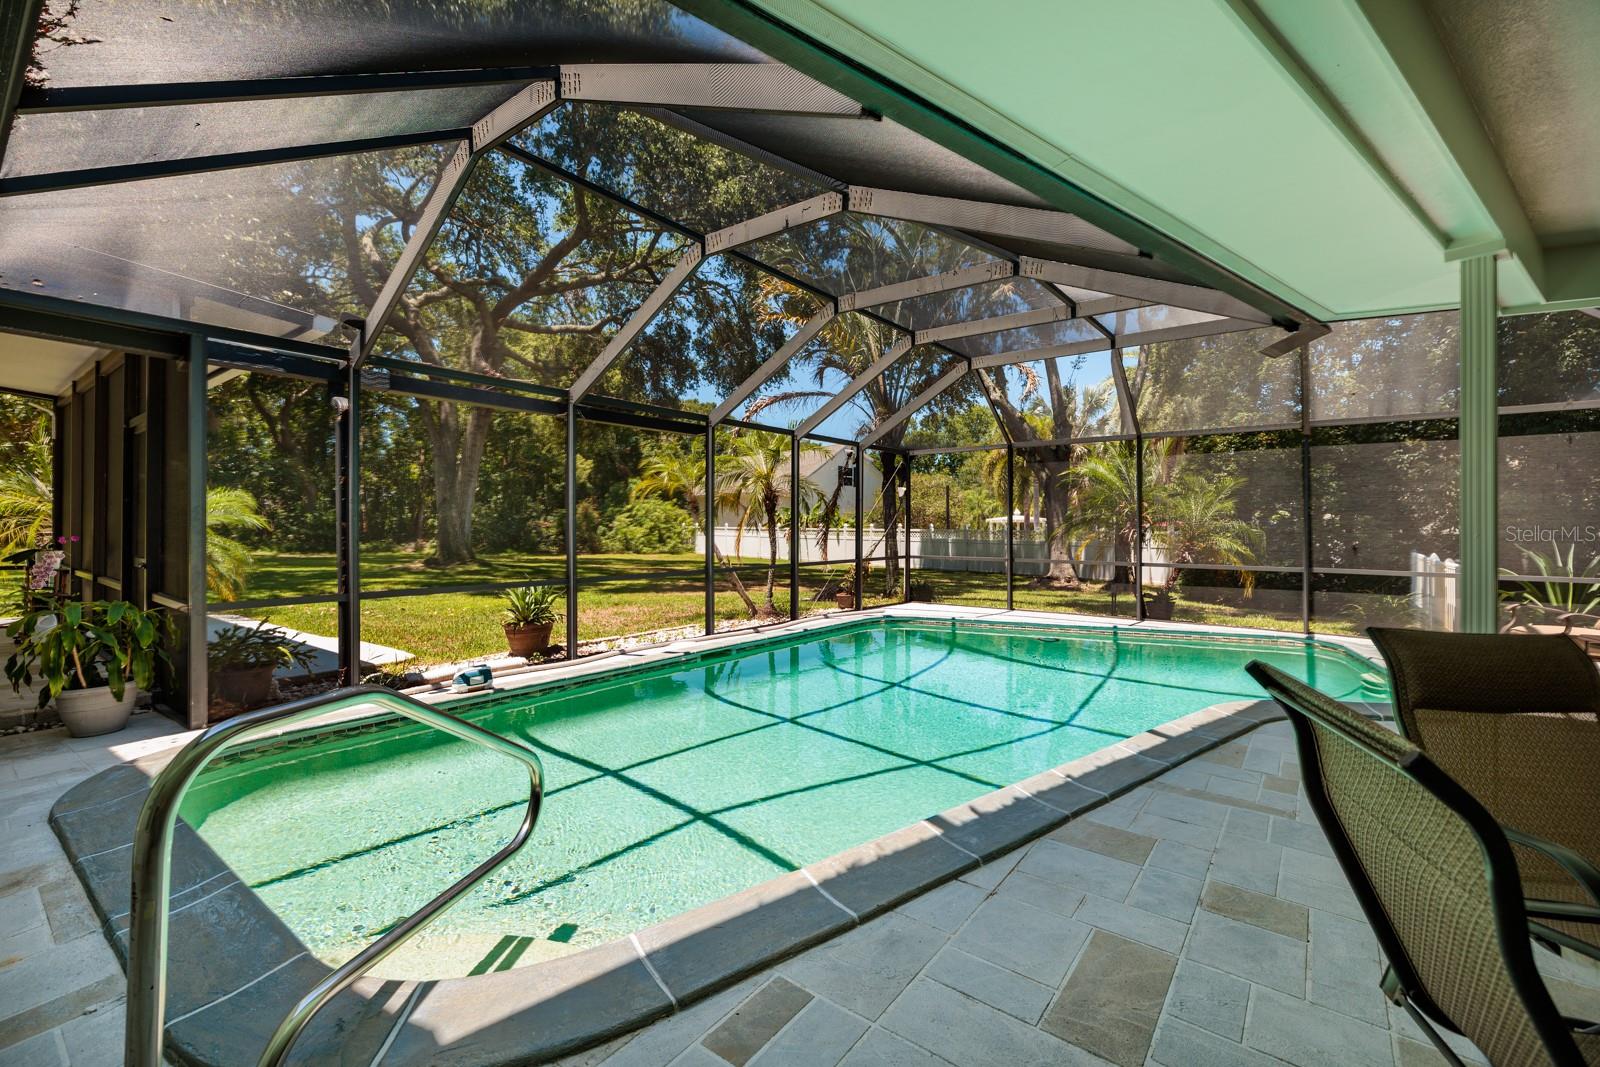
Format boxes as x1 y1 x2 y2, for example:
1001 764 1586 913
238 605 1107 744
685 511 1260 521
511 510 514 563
56 686 136 738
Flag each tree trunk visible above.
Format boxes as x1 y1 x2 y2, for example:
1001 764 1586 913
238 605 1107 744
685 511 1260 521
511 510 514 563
424 401 494 566
1036 460 1081 588
689 499 759 618
764 495 779 613
880 474 900 595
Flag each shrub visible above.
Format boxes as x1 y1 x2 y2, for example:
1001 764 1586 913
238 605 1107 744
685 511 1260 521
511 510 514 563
575 500 604 553
600 499 694 554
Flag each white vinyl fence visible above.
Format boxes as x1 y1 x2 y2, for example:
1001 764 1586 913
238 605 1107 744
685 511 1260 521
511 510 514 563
1410 551 1460 629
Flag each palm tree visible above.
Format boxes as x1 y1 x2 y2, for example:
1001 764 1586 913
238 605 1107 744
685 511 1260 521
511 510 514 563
1065 441 1262 596
0 418 51 553
1149 470 1263 594
631 447 759 617
205 487 271 601
717 432 821 615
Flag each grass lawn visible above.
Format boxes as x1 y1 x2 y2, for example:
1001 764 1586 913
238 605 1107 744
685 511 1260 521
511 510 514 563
235 549 885 667
232 550 1350 669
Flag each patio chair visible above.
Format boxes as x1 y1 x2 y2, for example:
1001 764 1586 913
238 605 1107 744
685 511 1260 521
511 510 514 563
1368 627 1600 954
1245 660 1600 1067
1502 605 1600 663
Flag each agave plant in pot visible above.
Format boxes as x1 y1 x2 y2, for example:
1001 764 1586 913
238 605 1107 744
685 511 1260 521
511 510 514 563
4 595 172 737
207 620 316 718
502 584 562 658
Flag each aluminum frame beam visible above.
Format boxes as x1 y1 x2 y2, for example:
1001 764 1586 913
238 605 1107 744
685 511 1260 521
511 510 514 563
703 192 844 253
848 186 1139 258
1018 257 1273 325
0 128 471 197
838 260 1015 312
15 67 558 112
560 63 865 116
793 335 913 438
359 82 558 360
1256 321 1331 358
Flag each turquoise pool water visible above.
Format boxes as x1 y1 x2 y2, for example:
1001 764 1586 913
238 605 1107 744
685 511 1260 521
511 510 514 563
181 619 1384 978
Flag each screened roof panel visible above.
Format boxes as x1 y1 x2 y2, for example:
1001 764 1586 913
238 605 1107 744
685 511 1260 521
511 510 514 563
0 143 450 341
988 350 1124 440
30 0 762 86
672 109 1055 211
3 85 517 179
742 214 997 298
878 275 1064 334
902 372 1003 449
1307 312 1459 422
950 316 1107 359
371 151 691 387
1094 305 1224 337
593 262 824 410
1131 325 1302 433
514 103 829 234
738 314 897 429
811 346 964 442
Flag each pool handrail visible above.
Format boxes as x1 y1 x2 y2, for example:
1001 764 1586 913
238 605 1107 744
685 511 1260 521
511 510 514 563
123 684 545 1067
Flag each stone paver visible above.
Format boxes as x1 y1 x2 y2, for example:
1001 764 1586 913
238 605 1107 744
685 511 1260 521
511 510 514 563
581 718 1600 1067
0 712 187 1065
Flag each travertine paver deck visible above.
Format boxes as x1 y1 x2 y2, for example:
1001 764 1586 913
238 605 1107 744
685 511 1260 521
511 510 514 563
550 720 1600 1067
0 710 189 1066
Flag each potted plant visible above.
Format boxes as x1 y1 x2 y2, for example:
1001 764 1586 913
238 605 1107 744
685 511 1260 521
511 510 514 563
834 565 859 610
207 620 316 716
1142 588 1176 621
503 584 562 658
4 595 172 737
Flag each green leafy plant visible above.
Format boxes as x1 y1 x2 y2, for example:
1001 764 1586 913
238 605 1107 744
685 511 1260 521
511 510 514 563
4 596 173 709
502 584 563 628
1500 544 1600 615
600 498 694 554
207 620 316 674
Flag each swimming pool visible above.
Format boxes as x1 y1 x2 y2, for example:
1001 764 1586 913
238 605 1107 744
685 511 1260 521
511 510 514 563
178 618 1385 979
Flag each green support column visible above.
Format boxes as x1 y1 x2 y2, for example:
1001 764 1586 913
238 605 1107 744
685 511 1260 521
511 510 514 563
1458 254 1498 633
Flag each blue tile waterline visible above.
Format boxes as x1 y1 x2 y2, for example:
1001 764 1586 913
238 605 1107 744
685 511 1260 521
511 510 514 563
178 619 1382 977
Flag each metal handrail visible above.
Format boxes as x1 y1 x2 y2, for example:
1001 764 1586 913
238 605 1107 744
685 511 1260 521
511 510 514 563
124 685 545 1067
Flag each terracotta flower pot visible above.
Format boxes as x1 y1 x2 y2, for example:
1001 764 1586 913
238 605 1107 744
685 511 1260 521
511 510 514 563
505 621 554 658
834 591 855 610
1142 591 1175 621
213 665 277 712
56 685 136 738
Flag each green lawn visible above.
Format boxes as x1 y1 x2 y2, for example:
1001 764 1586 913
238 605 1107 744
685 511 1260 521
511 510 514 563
235 549 884 668
232 549 1346 669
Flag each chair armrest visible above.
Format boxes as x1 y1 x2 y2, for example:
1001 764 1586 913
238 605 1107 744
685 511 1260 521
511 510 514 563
1557 613 1600 634
1505 826 1600 909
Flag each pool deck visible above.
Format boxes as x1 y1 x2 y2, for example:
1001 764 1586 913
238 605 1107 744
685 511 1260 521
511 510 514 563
3 606 1591 1065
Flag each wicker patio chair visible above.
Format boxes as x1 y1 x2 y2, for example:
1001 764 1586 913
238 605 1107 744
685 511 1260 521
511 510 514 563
1368 627 1600 954
1246 660 1600 1066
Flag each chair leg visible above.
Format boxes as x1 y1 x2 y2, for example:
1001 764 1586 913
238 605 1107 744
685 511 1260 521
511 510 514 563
1384 967 1470 1067
1401 999 1470 1067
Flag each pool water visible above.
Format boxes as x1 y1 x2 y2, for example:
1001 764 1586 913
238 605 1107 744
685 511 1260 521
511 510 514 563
180 619 1385 978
